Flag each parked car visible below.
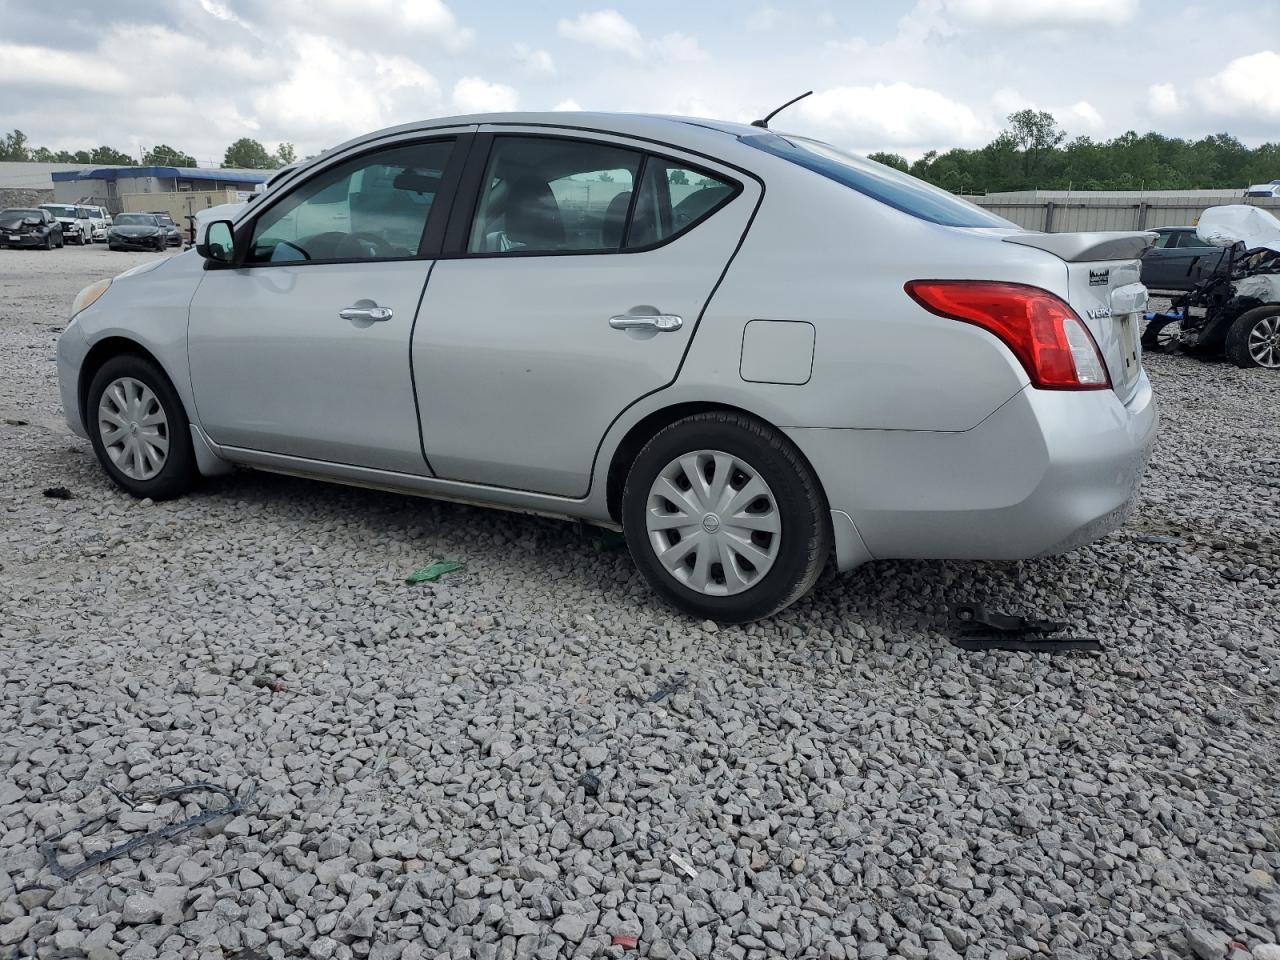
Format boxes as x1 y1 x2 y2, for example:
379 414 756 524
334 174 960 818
57 112 1159 621
1140 226 1227 291
83 205 112 242
106 213 167 251
39 203 93 245
148 211 184 247
1244 180 1280 199
0 207 64 249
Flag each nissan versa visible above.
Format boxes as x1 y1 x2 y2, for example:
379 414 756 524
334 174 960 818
57 113 1159 621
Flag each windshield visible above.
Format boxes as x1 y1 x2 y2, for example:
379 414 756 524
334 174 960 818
2 209 41 219
76 207 92 218
741 133 1012 228
42 205 78 217
115 214 156 226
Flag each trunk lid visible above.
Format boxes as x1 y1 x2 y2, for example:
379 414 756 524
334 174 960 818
1004 231 1154 402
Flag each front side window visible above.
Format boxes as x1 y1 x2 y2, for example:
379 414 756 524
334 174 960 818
1152 232 1176 249
248 139 453 264
742 132 1013 229
629 161 735 248
467 137 641 254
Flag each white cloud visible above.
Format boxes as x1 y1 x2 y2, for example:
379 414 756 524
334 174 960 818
1062 100 1104 133
452 76 518 113
251 34 441 142
271 0 472 50
557 10 644 55
553 99 583 112
798 82 989 149
1196 50 1280 120
514 43 556 76
941 0 1139 27
654 32 709 62
1147 82 1181 116
0 43 131 93
746 7 780 31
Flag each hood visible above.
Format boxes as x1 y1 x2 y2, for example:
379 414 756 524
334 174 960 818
1196 205 1280 254
0 215 38 230
111 224 161 236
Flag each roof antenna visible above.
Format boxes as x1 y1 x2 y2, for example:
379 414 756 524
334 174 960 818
751 90 813 129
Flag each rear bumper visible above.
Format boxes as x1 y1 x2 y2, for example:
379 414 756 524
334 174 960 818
788 372 1159 569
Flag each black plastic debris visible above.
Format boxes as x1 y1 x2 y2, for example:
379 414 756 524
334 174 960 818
3 418 28 426
647 672 689 703
39 781 244 880
950 603 1102 654
578 773 601 797
42 487 72 500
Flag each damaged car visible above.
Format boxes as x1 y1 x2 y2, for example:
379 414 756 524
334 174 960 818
1142 205 1280 369
0 207 64 249
106 213 168 252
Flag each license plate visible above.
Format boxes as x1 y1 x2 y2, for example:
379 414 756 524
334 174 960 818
7 235 19 242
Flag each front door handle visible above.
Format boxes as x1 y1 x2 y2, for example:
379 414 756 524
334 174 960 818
609 313 683 332
339 303 393 322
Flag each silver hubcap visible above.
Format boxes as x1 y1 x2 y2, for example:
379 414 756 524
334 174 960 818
645 450 781 596
1247 314 1280 368
98 377 169 480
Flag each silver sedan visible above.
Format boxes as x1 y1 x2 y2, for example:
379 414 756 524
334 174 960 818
57 112 1158 622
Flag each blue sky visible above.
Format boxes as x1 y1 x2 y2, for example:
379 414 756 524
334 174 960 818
1 0 1277 164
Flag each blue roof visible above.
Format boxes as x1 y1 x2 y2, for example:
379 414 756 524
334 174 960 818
52 166 270 184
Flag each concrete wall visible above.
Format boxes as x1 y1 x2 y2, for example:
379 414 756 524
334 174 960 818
968 194 1280 232
0 188 54 208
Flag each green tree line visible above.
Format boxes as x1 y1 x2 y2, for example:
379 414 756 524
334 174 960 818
865 109 1278 194
0 130 296 170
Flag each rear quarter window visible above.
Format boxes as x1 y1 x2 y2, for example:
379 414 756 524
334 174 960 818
741 133 1012 229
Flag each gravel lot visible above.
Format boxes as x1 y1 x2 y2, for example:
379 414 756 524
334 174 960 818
1 245 1278 960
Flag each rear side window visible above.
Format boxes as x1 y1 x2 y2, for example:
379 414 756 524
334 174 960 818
468 137 642 254
629 160 735 248
741 132 1011 228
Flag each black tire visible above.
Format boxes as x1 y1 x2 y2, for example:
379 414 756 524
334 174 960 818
43 234 53 250
1224 305 1280 370
86 354 198 500
621 412 831 623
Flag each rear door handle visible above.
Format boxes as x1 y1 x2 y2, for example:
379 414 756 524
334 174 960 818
339 304 393 322
609 313 683 332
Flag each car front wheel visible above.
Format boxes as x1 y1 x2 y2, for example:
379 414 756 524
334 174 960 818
86 354 197 499
1225 306 1280 369
621 412 830 623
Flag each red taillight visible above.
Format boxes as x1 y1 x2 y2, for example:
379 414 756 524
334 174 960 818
905 280 1110 390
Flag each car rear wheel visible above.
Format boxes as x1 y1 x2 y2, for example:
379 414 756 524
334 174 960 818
87 354 197 500
621 412 830 623
1225 306 1280 370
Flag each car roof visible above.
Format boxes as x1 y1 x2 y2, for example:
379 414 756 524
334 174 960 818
309 112 781 171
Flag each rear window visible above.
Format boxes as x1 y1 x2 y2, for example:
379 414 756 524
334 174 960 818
741 133 1012 228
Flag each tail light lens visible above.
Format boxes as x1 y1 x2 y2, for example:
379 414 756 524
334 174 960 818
905 280 1110 390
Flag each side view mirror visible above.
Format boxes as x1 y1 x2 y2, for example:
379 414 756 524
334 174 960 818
196 220 236 265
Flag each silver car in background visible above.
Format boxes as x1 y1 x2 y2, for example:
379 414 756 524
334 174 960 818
57 112 1158 621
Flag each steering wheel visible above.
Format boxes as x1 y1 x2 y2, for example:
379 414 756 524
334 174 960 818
334 231 398 259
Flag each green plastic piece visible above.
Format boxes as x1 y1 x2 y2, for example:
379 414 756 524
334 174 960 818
405 560 464 584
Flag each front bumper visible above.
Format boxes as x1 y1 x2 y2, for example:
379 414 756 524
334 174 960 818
108 235 161 249
57 321 90 439
787 372 1159 569
1 233 50 247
